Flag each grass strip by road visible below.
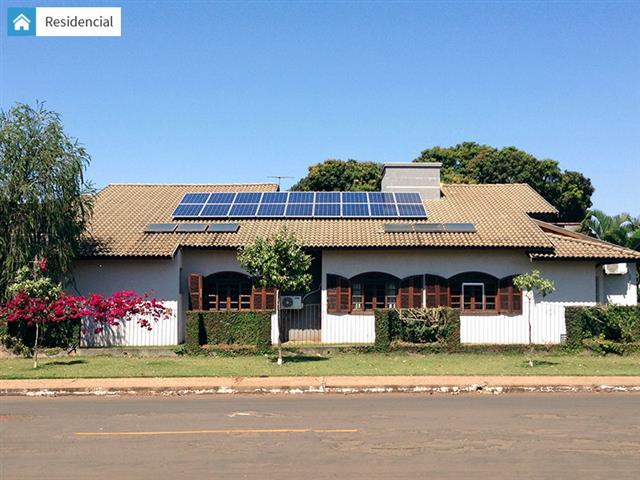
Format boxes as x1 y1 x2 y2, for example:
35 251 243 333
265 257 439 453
2 352 640 379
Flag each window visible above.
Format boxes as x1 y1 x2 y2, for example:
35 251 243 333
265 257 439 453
425 275 449 307
449 272 498 312
189 272 275 311
350 273 399 311
327 275 350 313
398 275 424 308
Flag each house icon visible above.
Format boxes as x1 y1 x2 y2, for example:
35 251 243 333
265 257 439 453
13 13 31 31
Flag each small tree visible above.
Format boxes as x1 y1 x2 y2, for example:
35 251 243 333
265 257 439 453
237 228 312 365
513 270 555 366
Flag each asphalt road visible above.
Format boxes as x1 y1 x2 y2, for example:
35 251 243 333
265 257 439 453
1 393 639 479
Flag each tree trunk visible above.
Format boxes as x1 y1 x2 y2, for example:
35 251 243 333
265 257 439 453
527 293 533 367
276 289 283 365
33 323 40 369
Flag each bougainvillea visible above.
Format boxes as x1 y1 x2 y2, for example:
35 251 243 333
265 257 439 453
0 258 172 367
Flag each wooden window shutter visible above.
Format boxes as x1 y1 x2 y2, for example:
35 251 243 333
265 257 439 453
498 276 523 314
251 287 276 310
398 275 423 308
327 275 351 313
425 275 450 308
188 273 203 310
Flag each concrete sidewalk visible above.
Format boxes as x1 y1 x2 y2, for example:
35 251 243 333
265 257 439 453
3 375 640 396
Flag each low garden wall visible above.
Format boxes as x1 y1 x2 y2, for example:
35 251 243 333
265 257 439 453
185 310 272 351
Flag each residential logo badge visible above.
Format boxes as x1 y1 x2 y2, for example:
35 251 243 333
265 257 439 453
8 7 36 36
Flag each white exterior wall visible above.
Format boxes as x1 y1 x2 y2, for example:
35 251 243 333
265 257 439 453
603 263 638 306
73 256 181 347
322 249 599 344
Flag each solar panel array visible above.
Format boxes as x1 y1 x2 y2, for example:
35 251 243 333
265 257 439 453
173 192 428 219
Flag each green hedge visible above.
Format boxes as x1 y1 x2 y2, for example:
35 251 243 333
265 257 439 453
565 305 640 349
375 307 460 352
185 310 272 351
6 319 81 349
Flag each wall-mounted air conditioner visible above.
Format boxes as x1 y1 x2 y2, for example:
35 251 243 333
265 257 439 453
603 263 628 275
280 295 303 310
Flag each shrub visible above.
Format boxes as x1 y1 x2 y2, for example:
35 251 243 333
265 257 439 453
185 311 272 351
566 305 640 348
7 318 81 350
583 335 626 356
375 307 460 352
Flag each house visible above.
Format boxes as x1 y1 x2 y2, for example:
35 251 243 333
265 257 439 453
13 14 31 31
73 163 640 347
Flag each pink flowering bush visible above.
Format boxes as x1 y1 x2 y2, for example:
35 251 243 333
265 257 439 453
1 258 172 367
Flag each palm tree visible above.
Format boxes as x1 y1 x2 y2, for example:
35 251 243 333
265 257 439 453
581 210 639 250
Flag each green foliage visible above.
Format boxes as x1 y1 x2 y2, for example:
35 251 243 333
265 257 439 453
513 270 556 298
414 142 594 221
0 102 94 299
0 332 31 357
565 305 640 349
237 228 312 293
375 308 460 352
581 209 640 251
583 335 626 356
7 318 81 350
7 264 61 300
185 311 272 351
291 159 381 192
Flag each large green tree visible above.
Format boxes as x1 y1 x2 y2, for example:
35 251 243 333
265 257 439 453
0 103 94 299
292 142 594 222
291 159 381 192
415 142 594 222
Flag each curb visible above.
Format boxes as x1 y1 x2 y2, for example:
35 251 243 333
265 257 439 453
3 376 640 397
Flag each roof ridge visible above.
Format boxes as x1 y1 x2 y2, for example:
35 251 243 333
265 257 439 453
105 182 279 187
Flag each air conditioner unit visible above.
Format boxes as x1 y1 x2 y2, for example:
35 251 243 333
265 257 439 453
280 295 303 310
604 263 628 275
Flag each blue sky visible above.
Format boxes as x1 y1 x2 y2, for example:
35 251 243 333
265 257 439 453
1 0 638 215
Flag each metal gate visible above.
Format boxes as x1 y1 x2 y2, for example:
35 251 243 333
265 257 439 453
279 303 321 343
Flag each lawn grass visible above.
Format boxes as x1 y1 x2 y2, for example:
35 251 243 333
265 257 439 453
1 351 640 379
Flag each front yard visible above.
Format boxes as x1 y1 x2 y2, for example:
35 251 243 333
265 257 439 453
2 351 640 379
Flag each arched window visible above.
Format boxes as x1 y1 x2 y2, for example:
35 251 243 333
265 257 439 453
448 272 499 312
350 272 400 312
398 275 424 309
425 275 449 308
188 272 275 311
498 275 523 314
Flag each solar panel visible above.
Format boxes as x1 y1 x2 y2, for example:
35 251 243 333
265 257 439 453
397 204 427 217
173 204 203 217
182 193 210 203
207 193 236 204
384 224 414 233
315 192 341 203
175 223 208 232
208 223 240 233
394 192 422 204
257 203 286 216
314 203 340 217
201 204 231 216
288 192 314 203
368 192 395 204
173 191 428 219
444 223 476 233
370 203 398 217
343 203 369 217
146 223 177 233
342 192 368 203
229 203 259 216
235 192 262 204
415 223 446 232
262 192 289 203
286 203 313 217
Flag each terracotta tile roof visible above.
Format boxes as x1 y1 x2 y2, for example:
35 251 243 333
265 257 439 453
82 183 562 257
530 221 640 261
